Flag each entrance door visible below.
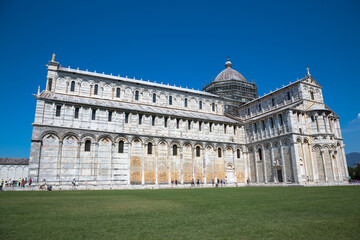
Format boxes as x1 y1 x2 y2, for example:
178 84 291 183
277 169 283 182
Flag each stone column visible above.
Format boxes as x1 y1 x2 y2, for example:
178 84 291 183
262 145 267 183
301 143 308 181
155 143 158 185
76 141 81 182
233 148 238 183
94 143 99 183
202 147 206 185
142 143 145 185
127 142 131 185
270 146 277 182
57 141 63 184
214 148 217 183
180 145 183 184
323 114 328 133
243 150 248 182
340 146 348 180
328 149 336 182
310 147 318 181
290 143 299 183
192 145 195 182
320 150 328 182
168 144 171 184
111 143 115 184
280 145 287 183
254 149 259 183
29 140 42 183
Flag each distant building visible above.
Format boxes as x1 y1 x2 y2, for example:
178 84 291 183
0 158 29 181
28 56 349 189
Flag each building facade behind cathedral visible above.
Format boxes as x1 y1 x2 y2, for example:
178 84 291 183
28 57 349 188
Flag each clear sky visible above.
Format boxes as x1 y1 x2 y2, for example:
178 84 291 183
0 0 359 157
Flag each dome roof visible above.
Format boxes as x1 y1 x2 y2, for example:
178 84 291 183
214 59 246 82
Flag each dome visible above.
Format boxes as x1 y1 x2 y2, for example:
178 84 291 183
214 59 246 82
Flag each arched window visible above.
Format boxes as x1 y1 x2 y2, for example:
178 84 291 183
148 142 152 155
287 91 291 101
279 114 283 126
164 117 168 127
272 98 275 106
47 78 52 91
173 145 177 156
209 123 212 132
92 109 96 120
85 140 91 152
237 149 240 159
152 116 156 126
258 104 262 111
153 93 156 103
218 148 222 158
184 98 188 107
135 90 139 101
125 113 129 123
116 88 120 98
118 140 124 153
199 101 202 110
138 114 142 125
196 146 201 157
169 96 172 105
310 91 314 100
70 81 75 92
176 119 180 129
94 84 98 95
258 148 263 161
212 103 215 111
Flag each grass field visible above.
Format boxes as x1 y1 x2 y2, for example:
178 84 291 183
0 186 359 240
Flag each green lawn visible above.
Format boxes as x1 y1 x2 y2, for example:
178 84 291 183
0 186 359 240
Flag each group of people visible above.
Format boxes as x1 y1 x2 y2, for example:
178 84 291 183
189 178 227 187
1 177 32 188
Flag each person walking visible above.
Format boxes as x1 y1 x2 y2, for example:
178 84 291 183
18 178 21 187
72 178 77 188
29 178 32 186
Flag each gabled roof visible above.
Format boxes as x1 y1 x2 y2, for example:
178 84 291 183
0 158 29 165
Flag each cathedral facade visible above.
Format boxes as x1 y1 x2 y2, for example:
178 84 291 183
28 56 349 189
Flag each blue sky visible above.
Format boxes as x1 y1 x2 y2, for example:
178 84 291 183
0 0 359 157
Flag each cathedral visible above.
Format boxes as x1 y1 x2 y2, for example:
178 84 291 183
28 55 349 189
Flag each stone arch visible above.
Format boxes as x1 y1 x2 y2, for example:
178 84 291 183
39 133 60 182
80 133 96 143
60 134 79 182
143 138 156 184
114 135 129 144
130 137 143 184
205 144 215 183
40 130 61 142
98 134 113 144
157 140 169 184
61 132 79 142
182 142 193 183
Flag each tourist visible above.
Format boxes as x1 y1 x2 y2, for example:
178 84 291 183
29 177 32 186
72 178 77 187
175 180 178 185
1 179 4 187
18 178 21 187
21 178 25 187
212 179 214 186
196 179 200 187
40 179 46 190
